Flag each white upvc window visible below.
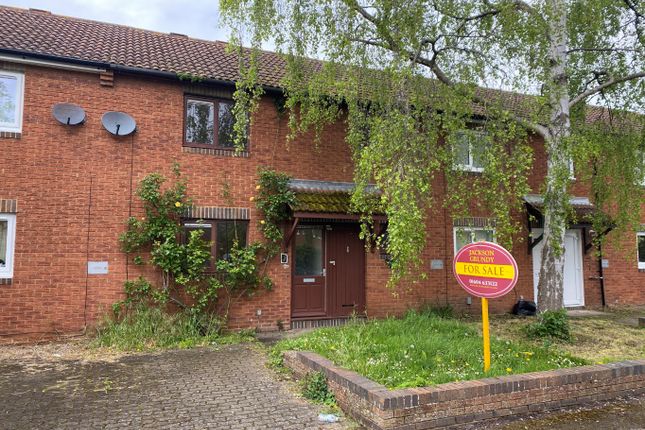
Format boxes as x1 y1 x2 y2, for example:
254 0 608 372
0 214 16 278
453 226 496 254
454 130 487 172
638 232 645 270
0 70 25 133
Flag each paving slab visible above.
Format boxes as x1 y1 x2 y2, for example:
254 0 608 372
0 344 347 430
566 310 606 318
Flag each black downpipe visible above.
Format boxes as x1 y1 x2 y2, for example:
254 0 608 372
597 241 606 308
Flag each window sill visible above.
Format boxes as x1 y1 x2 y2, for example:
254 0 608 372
0 131 21 139
182 146 249 158
454 165 484 174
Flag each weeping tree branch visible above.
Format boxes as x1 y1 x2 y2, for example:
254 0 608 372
345 0 549 138
569 71 645 108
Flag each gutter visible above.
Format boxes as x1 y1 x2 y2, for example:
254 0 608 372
0 48 284 94
0 52 107 74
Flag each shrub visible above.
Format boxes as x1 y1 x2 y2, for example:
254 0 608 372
524 309 571 341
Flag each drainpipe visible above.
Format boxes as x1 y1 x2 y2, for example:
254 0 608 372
597 240 606 308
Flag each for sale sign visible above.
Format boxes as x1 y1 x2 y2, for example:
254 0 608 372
453 241 518 299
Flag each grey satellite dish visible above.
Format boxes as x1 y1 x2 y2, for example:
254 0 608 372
101 111 136 136
52 103 86 125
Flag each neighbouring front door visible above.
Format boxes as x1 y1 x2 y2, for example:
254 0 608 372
292 226 326 318
532 229 585 307
291 224 366 318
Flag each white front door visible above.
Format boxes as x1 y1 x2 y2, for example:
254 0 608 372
532 229 585 307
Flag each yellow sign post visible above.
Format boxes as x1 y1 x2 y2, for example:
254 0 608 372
481 297 491 372
453 242 518 373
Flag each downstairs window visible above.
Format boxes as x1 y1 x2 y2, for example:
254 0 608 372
0 214 16 278
182 220 248 269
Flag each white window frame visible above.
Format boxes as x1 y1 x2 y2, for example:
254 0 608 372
638 232 645 270
453 226 496 255
568 157 575 180
0 214 16 278
454 130 487 173
0 70 25 133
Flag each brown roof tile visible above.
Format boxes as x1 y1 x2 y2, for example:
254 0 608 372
0 5 286 87
0 6 636 126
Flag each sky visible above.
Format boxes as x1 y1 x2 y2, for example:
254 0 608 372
2 0 230 41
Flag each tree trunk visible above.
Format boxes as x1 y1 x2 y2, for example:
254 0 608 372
537 0 570 313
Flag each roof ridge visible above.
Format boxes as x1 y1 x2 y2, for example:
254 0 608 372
0 5 639 122
0 5 229 46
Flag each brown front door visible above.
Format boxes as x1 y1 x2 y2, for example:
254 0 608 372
292 226 326 318
327 225 366 317
291 224 366 319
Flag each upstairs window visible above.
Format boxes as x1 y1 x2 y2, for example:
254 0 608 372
182 220 248 269
184 96 242 149
638 232 645 270
454 226 495 254
454 130 487 172
0 214 16 278
0 70 24 133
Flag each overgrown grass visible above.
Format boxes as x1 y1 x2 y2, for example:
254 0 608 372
489 310 645 363
272 310 586 389
91 307 255 351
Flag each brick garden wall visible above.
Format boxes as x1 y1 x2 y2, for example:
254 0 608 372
0 62 643 338
284 351 645 430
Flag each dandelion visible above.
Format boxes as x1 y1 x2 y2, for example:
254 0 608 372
174 201 182 208
506 367 513 373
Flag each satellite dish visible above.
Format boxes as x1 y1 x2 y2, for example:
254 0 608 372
101 111 136 136
52 103 86 126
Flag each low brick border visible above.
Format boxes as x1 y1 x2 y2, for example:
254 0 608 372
283 351 645 429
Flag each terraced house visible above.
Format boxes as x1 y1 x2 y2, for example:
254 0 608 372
0 6 643 339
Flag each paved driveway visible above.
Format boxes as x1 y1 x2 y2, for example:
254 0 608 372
0 344 346 430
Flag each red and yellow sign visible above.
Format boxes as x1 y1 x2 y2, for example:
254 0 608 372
453 241 518 299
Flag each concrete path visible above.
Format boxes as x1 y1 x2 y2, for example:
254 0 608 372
0 344 347 430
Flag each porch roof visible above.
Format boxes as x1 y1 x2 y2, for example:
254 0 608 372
523 194 596 222
523 194 594 210
287 179 381 215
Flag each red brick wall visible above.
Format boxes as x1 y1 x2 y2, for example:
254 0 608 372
0 64 643 337
285 351 645 430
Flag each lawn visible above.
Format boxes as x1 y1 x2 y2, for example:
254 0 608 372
487 309 645 363
272 310 587 389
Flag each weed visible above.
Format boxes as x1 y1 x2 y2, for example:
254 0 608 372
419 303 454 319
300 372 336 407
524 309 571 341
91 306 254 351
